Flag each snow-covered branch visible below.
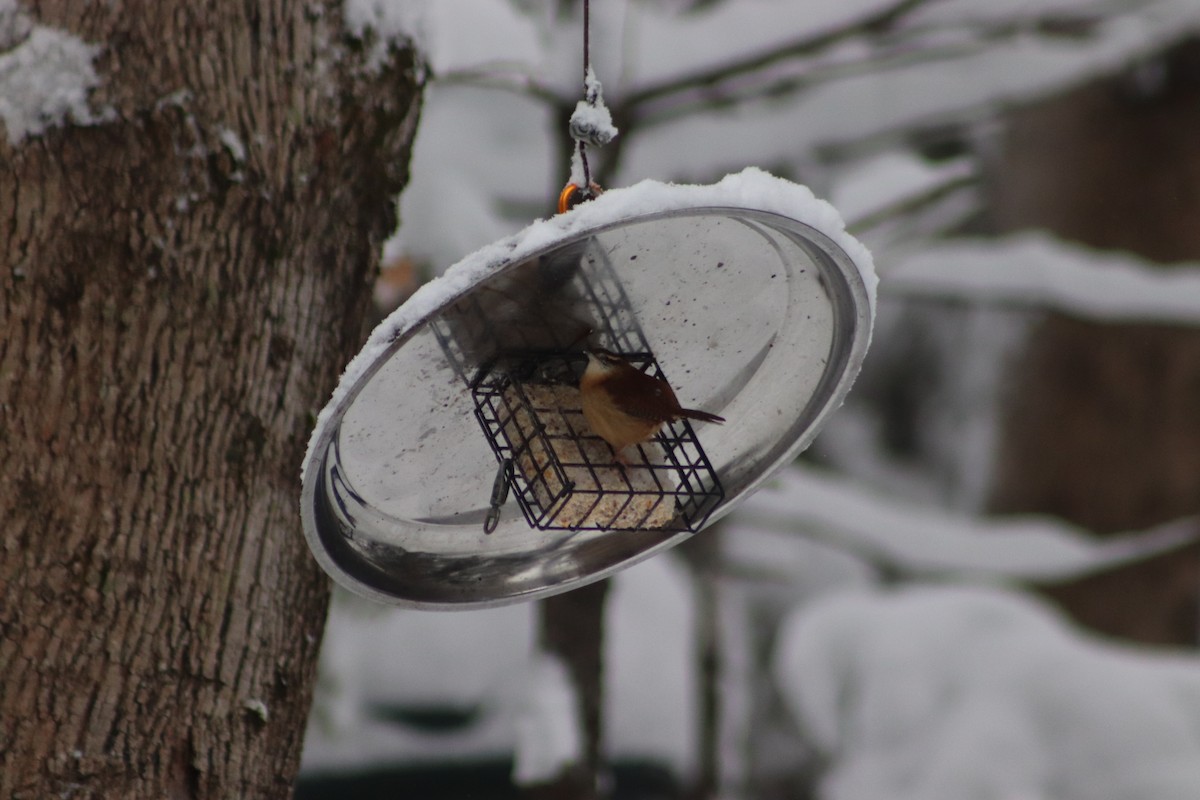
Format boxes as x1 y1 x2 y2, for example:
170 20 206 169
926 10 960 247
884 233 1200 325
621 0 934 113
725 465 1199 583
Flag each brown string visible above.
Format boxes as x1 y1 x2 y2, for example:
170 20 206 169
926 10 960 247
579 0 593 194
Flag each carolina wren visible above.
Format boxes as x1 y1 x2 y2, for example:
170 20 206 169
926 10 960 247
580 348 724 460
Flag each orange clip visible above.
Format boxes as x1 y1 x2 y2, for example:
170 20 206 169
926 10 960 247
557 182 604 214
558 183 580 214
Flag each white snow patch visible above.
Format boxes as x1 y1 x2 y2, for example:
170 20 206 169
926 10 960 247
301 555 699 778
216 126 246 163
775 584 1200 800
0 6 104 145
317 594 535 725
604 553 697 776
242 698 269 722
511 654 584 786
301 594 536 772
387 82 554 272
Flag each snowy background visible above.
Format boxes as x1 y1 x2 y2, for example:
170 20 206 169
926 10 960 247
298 1 1200 799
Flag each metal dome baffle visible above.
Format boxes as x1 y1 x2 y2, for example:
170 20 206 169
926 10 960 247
299 168 877 609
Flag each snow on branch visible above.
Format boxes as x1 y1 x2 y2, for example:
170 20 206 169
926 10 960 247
511 654 584 787
0 4 103 145
725 465 1199 582
622 0 933 113
884 233 1200 325
343 0 424 70
617 0 1195 131
774 584 1200 800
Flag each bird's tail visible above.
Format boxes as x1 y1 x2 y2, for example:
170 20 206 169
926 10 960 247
680 408 725 424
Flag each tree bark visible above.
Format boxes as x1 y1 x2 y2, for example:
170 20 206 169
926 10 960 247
0 2 421 797
986 38 1200 645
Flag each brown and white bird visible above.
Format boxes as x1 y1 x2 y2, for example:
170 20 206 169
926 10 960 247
580 347 725 460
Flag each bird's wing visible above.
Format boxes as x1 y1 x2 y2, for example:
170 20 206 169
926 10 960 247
609 370 680 422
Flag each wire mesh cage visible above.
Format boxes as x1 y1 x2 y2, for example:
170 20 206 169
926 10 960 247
428 236 724 532
471 352 724 532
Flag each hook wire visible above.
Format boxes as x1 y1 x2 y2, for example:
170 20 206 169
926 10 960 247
484 458 513 535
561 0 616 211
579 0 592 190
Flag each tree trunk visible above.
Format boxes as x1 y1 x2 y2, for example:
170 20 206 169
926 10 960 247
0 2 421 797
986 38 1200 645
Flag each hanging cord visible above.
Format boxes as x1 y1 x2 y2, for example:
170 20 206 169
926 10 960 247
560 0 618 213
